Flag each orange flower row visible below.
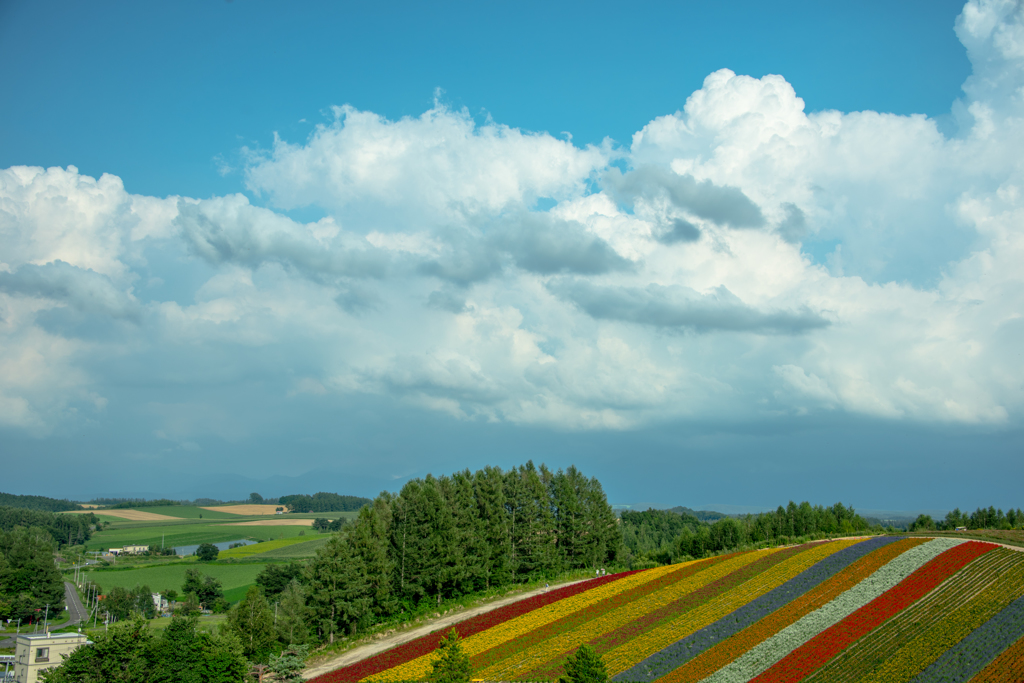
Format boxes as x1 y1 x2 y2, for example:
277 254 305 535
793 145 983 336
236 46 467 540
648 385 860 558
364 563 683 682
805 546 1021 683
860 550 1024 682
476 549 785 680
971 633 1024 682
660 537 927 683
600 540 862 676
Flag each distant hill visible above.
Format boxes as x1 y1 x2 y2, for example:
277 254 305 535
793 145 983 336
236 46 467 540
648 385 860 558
0 491 82 512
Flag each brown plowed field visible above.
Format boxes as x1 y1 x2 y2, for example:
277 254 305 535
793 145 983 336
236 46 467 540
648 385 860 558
201 504 284 515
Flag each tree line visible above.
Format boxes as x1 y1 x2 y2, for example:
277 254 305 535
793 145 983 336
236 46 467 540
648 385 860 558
621 501 871 566
0 505 97 548
909 506 1024 531
0 491 82 512
0 525 66 623
278 492 372 513
258 462 621 643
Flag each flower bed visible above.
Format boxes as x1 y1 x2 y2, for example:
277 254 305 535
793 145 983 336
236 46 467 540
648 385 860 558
310 538 1024 683
885 582 1024 682
606 539 867 683
310 571 635 682
357 563 680 682
605 541 852 679
804 547 1024 682
701 538 967 683
971 631 1024 682
465 552 738 674
482 547 801 680
659 536 919 683
748 540 992 683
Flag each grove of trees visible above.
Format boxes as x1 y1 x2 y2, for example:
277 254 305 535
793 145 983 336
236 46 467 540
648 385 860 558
279 492 372 513
621 501 872 566
0 492 82 512
0 505 96 548
909 506 1024 531
295 461 620 642
0 525 66 622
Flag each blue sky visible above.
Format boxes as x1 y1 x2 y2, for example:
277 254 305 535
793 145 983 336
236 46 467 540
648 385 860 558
1 0 1022 511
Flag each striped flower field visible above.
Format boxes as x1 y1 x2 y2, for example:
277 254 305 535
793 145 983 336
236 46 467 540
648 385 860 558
311 537 1024 683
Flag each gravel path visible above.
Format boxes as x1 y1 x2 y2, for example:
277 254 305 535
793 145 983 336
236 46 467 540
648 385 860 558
303 577 591 680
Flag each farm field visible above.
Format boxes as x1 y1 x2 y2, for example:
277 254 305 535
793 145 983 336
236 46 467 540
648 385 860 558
84 562 270 604
84 520 315 550
312 537 1024 683
219 535 328 559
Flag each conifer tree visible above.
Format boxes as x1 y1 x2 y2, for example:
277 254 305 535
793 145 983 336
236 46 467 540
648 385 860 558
226 585 275 662
306 532 370 642
559 645 608 683
427 629 472 683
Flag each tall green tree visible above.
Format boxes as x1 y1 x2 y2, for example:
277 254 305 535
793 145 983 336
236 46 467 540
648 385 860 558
275 580 311 645
181 568 224 609
474 466 510 588
225 585 275 662
559 645 608 683
427 629 472 683
0 526 65 621
149 614 249 683
349 500 394 618
305 532 370 642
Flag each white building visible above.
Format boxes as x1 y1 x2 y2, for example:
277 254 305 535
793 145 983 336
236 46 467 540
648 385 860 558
13 633 90 683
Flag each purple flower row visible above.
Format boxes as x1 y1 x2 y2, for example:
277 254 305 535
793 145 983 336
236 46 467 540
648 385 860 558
612 537 897 682
911 593 1024 683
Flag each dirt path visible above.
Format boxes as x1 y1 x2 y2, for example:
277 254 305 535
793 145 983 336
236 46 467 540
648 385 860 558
303 577 593 680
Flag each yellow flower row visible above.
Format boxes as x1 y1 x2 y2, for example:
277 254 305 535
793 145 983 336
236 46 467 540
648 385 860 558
804 547 1019 683
665 538 927 683
602 539 866 676
365 562 685 682
861 551 1024 683
477 548 786 680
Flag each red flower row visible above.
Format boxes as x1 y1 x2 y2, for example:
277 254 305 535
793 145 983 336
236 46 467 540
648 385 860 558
469 554 730 673
752 541 994 683
310 571 637 683
578 545 817 665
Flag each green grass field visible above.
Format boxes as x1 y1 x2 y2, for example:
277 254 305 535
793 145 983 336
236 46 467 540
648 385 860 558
129 505 243 520
218 536 319 559
85 522 315 551
85 563 269 602
256 536 331 558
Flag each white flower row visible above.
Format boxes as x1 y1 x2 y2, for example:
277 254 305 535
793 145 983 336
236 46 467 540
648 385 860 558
699 538 965 683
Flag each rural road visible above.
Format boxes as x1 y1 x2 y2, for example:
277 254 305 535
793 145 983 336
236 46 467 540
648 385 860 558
303 577 593 680
0 582 88 648
63 581 89 627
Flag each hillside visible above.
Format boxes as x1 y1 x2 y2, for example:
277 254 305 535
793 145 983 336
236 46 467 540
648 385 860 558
311 537 1024 682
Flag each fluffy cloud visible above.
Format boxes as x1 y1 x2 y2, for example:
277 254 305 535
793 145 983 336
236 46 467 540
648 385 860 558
244 101 609 225
1 1 1023 436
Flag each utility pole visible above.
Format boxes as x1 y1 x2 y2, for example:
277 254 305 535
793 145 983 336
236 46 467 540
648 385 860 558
44 604 49 634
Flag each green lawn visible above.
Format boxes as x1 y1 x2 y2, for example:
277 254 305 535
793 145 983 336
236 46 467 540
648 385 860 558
84 563 270 602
